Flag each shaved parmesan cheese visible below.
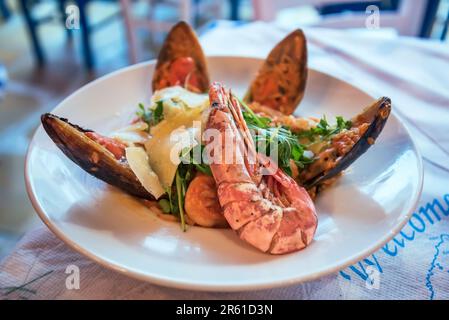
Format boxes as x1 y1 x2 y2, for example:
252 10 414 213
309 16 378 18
113 130 150 145
111 122 150 145
151 86 209 119
145 87 209 188
125 147 165 199
145 118 201 188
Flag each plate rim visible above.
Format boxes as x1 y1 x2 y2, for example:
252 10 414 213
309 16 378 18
24 56 424 292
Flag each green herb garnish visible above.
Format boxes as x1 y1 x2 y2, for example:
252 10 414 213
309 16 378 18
240 98 271 128
249 125 312 174
158 199 171 213
316 116 331 135
175 170 187 232
166 186 178 215
298 115 352 142
180 144 212 176
162 145 212 229
239 98 312 175
336 116 352 131
153 100 164 124
136 101 165 130
136 103 152 129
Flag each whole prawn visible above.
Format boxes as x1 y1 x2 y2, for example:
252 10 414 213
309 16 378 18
205 83 318 254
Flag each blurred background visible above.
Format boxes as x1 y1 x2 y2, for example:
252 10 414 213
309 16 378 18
0 0 448 259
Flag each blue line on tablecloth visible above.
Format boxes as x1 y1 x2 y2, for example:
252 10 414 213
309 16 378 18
339 193 449 288
426 234 449 300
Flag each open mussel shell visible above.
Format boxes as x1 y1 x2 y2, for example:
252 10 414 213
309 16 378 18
244 29 308 115
152 21 210 93
303 97 392 190
41 113 153 200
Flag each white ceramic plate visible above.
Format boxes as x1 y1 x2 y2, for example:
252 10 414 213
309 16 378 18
25 57 423 291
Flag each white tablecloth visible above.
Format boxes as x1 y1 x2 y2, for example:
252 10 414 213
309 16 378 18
1 22 449 300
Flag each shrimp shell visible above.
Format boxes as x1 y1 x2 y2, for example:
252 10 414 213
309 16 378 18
206 83 318 254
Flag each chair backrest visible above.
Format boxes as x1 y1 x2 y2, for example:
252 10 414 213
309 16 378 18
252 0 429 36
120 0 194 63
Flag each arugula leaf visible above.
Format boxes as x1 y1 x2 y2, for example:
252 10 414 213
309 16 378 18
316 116 330 135
153 100 164 124
336 116 352 131
298 115 353 142
162 145 212 229
175 170 187 232
237 96 314 176
191 145 212 176
166 186 178 215
240 98 271 128
135 101 164 130
180 144 212 176
247 124 311 175
136 103 152 130
158 199 171 213
291 143 303 161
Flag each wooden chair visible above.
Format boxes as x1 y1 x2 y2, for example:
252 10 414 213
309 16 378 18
439 3 449 40
19 0 242 69
20 0 122 69
120 0 193 64
0 0 11 21
252 0 435 37
120 0 226 64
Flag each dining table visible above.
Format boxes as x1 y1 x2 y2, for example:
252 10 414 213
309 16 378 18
1 21 448 300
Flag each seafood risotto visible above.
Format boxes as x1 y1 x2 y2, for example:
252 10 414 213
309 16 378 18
41 22 391 255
